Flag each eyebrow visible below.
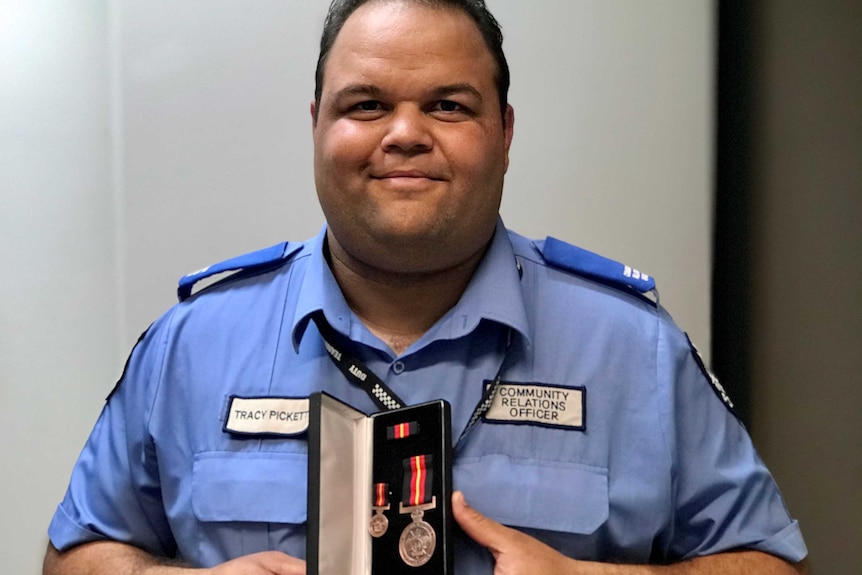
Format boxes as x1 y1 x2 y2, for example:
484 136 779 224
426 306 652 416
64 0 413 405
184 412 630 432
429 83 484 102
330 83 484 102
331 84 384 101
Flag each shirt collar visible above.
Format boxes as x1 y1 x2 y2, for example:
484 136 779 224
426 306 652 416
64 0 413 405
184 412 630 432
291 219 531 351
291 226 354 350
420 219 530 345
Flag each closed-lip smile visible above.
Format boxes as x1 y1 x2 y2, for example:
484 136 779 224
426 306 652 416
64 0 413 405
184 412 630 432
374 170 444 180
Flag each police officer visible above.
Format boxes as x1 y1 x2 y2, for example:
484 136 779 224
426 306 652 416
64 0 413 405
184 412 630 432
44 1 809 574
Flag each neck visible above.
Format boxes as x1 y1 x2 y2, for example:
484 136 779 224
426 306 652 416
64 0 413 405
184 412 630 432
326 233 488 355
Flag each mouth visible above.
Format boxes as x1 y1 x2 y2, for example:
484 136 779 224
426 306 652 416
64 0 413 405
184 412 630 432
372 170 445 181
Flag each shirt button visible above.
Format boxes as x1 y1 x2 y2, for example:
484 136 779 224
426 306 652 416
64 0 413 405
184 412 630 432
392 361 406 374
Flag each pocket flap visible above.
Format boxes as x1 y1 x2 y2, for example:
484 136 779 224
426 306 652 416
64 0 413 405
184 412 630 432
454 454 608 534
192 451 308 523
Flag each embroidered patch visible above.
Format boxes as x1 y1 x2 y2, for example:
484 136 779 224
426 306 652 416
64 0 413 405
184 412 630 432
484 382 585 430
224 396 310 436
686 335 737 414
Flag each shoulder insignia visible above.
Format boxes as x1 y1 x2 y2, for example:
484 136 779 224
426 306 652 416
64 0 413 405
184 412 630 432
539 236 656 294
177 241 302 301
687 334 738 417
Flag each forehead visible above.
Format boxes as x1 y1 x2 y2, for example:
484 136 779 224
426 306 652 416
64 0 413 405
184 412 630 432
323 1 497 92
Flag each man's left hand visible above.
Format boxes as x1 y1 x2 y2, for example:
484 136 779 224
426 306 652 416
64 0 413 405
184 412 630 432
452 490 583 575
452 490 808 575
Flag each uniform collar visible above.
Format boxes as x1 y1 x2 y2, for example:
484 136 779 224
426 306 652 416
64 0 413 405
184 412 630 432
291 227 355 351
291 219 530 353
418 219 530 346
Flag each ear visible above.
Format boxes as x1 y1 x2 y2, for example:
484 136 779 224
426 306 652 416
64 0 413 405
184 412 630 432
503 104 515 172
310 100 318 129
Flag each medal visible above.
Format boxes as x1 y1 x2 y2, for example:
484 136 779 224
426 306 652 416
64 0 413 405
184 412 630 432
399 455 436 567
369 482 390 538
369 512 389 538
399 505 437 567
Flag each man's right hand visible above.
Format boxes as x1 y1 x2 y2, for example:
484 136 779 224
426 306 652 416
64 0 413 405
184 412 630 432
206 551 305 575
44 542 306 575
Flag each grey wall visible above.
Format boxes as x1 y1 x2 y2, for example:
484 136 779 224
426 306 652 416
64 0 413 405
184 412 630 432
746 2 862 573
2 1 713 573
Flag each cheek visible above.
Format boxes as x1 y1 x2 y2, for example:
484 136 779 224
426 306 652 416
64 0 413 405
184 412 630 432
319 122 378 168
443 121 503 162
446 134 507 188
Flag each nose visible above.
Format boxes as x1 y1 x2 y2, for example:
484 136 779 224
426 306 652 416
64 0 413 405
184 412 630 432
380 105 433 154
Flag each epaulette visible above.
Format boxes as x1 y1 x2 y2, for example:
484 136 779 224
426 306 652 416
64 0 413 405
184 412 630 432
177 241 303 301
539 236 657 298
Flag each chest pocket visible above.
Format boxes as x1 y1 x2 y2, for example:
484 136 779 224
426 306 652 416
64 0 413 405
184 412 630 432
189 451 308 563
192 451 307 523
454 454 608 534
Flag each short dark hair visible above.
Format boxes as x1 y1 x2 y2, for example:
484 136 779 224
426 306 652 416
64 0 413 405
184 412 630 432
314 0 510 119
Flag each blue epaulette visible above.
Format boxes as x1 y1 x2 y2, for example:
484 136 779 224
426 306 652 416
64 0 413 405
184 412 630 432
177 241 302 301
540 236 656 296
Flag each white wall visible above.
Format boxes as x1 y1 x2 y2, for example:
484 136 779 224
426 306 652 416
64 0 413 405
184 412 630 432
1 2 713 573
0 2 118 573
499 0 713 345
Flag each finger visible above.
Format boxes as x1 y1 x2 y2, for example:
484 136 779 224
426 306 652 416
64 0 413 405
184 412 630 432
451 490 516 556
249 551 306 575
269 551 306 575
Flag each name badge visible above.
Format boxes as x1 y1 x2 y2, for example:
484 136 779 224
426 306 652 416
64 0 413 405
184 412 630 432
484 383 585 431
224 396 310 436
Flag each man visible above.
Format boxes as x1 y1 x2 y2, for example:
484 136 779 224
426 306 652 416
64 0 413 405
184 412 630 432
44 0 809 574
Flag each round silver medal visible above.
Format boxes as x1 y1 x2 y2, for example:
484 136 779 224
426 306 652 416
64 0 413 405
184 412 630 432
369 513 389 538
398 519 436 567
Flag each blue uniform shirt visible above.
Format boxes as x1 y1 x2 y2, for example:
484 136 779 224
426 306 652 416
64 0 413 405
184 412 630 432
48 221 807 570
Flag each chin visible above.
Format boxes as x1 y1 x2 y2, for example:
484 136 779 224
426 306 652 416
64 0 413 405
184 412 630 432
365 214 449 242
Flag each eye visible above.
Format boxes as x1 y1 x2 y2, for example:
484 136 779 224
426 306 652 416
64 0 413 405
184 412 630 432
428 99 473 121
345 100 387 120
351 100 383 113
434 100 463 113
357 100 382 112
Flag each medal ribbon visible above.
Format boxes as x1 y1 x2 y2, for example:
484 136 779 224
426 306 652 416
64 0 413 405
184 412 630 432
402 454 434 507
387 421 419 440
374 482 389 507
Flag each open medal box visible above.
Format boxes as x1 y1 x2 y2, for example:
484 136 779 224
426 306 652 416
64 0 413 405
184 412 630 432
307 392 454 575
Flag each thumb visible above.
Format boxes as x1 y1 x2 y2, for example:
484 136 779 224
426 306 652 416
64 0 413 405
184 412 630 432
452 490 514 556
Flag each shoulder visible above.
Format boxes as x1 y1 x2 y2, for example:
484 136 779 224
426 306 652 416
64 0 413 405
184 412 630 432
506 229 658 306
109 238 315 400
177 240 309 302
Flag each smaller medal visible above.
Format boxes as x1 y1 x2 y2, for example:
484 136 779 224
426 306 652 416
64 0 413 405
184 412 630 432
369 482 390 538
399 455 437 567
